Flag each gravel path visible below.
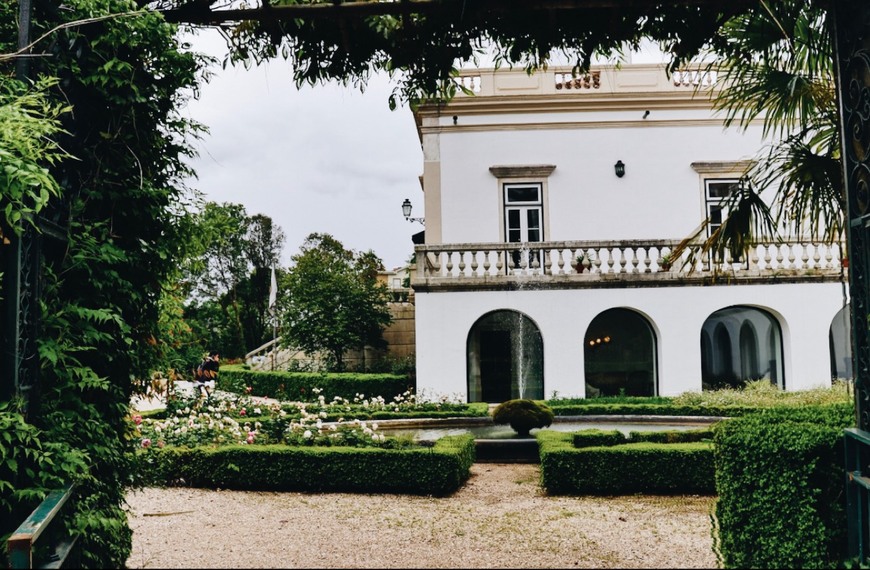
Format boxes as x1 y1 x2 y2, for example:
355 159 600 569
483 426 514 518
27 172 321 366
125 463 718 569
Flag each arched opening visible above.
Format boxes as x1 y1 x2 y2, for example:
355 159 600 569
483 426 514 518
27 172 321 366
701 306 784 390
584 308 657 397
713 323 733 382
466 310 544 403
739 322 760 379
830 304 853 382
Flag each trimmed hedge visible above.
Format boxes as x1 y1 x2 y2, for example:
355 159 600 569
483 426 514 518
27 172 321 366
136 435 475 496
570 427 717 448
572 429 625 448
628 427 714 443
538 430 714 495
218 365 413 402
549 402 759 417
712 404 854 569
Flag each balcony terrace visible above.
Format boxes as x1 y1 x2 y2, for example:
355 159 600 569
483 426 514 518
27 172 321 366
450 64 717 99
412 239 846 292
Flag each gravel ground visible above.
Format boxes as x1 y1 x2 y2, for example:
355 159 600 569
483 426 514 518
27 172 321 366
125 463 718 569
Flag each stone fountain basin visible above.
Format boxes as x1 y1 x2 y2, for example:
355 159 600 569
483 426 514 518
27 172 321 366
375 415 725 463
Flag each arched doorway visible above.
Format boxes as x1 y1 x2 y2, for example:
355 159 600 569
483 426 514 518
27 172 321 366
701 306 784 390
830 304 853 382
584 308 657 397
466 310 544 403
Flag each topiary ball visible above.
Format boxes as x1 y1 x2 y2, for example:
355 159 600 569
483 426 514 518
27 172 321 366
491 398 554 437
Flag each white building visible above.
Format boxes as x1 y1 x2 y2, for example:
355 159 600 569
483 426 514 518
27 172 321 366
410 63 851 402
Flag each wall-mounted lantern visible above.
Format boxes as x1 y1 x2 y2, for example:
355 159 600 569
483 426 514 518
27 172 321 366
614 160 626 178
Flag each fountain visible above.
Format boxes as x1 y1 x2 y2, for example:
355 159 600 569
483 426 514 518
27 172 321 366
377 415 723 463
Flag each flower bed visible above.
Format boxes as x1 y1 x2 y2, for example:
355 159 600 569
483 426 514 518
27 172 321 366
131 388 476 495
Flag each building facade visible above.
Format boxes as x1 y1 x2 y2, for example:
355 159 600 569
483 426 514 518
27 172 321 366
410 64 851 402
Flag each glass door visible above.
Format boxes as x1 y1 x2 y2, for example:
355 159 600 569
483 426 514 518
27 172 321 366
504 184 543 272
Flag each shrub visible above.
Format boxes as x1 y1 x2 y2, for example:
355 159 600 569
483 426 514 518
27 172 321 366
538 430 714 495
136 435 475 496
712 404 853 568
491 399 555 437
218 365 412 402
628 427 715 443
571 429 625 448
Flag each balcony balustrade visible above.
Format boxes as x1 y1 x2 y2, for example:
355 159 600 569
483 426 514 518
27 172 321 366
413 239 845 289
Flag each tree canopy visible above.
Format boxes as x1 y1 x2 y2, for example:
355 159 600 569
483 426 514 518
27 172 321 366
156 0 762 104
278 233 392 371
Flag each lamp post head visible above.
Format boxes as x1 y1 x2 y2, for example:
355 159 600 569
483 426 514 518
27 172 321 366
401 198 425 225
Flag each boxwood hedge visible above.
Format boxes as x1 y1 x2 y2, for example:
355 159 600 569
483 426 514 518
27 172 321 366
218 365 413 402
712 403 854 569
136 435 475 496
538 430 714 495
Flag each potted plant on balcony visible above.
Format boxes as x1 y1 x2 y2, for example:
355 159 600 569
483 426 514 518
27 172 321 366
660 252 673 272
573 252 590 273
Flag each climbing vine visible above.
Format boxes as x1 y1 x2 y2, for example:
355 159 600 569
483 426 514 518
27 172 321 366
0 0 207 565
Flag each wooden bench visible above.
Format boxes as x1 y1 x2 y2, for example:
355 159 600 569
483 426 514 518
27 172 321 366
7 483 79 569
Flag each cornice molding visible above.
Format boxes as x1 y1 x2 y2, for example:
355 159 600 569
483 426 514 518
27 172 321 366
690 160 755 174
489 165 556 178
419 118 751 135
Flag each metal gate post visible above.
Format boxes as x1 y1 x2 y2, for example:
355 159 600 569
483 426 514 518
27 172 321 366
833 0 870 561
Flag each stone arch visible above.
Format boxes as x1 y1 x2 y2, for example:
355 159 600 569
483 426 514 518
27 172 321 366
701 305 784 390
466 310 544 403
583 308 657 397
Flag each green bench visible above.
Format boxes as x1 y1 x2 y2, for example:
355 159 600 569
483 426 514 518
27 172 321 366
7 483 79 569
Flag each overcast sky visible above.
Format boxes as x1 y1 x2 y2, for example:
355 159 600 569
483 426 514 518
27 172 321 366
180 28 425 271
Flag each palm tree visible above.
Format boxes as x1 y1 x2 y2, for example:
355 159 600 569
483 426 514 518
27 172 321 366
678 1 843 259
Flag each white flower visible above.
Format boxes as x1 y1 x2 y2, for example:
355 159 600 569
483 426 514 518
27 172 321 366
371 423 378 431
254 408 261 415
303 430 313 439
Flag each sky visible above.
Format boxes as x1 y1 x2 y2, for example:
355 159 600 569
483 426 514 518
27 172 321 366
179 28 425 271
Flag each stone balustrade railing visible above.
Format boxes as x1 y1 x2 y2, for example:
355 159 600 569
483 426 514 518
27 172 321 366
452 65 718 98
413 239 845 284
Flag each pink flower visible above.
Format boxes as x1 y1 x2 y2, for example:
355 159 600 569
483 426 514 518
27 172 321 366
133 415 142 425
240 408 246 416
141 438 152 448
157 440 165 448
245 386 253 394
246 434 255 444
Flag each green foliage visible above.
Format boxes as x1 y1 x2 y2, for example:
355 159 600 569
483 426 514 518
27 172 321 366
0 0 207 565
547 381 853 417
217 0 755 104
538 431 715 495
689 2 843 255
136 435 475 496
712 405 853 569
219 364 412 402
491 399 554 437
0 77 69 236
628 427 714 444
672 379 852 408
571 429 625 448
278 233 393 371
180 202 286 358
